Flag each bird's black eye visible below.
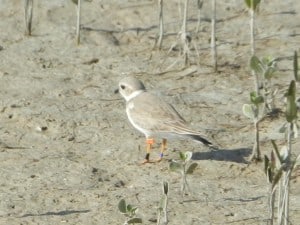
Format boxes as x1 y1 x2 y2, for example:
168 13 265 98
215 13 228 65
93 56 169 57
120 85 125 90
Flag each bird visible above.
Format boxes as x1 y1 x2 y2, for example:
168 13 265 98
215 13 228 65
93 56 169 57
117 76 214 163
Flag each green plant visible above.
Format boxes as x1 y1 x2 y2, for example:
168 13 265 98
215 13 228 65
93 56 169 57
250 55 278 112
264 53 300 225
243 91 264 161
265 141 300 225
169 151 198 196
118 199 142 224
244 55 278 162
156 181 169 225
245 0 261 100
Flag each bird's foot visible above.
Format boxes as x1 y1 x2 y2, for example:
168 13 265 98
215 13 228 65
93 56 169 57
140 159 151 164
154 157 163 163
139 158 163 164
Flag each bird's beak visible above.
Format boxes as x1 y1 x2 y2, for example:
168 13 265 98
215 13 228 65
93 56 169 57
114 88 119 94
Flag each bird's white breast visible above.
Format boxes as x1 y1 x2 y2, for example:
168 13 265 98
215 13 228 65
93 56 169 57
128 101 134 110
126 101 151 137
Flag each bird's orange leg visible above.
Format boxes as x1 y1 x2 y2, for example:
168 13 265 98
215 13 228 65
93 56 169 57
142 138 154 164
156 138 167 162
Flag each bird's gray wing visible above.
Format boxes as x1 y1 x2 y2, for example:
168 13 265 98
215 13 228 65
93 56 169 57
127 92 187 132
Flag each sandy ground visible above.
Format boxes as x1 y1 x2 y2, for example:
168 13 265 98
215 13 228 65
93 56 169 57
0 0 299 224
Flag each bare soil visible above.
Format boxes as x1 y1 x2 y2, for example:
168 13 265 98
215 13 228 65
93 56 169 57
0 0 299 224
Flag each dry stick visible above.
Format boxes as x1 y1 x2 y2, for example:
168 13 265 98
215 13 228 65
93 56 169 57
211 0 217 71
181 0 189 65
283 123 292 225
24 0 33 36
181 0 188 35
157 0 164 49
167 0 190 67
250 2 255 56
196 0 203 34
277 177 282 224
250 0 259 94
249 0 260 160
163 181 169 225
156 181 169 225
269 186 275 225
251 120 261 160
76 0 81 45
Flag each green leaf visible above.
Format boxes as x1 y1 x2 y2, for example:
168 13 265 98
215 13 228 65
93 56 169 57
169 161 182 171
262 56 277 67
128 218 142 224
128 218 143 224
286 80 296 99
267 167 273 183
286 80 297 122
242 104 256 119
118 199 127 214
127 204 133 212
264 66 276 80
179 152 186 161
270 150 276 167
279 146 288 162
250 55 263 73
250 91 264 105
184 151 193 162
286 95 297 122
294 51 299 81
271 167 283 191
271 140 282 165
127 204 137 214
244 0 261 10
186 162 198 174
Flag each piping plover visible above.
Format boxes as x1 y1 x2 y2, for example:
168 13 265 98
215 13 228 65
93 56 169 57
117 76 214 163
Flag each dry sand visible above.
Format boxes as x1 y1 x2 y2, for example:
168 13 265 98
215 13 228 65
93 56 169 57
0 0 299 224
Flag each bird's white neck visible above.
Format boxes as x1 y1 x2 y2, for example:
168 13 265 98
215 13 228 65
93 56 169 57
124 90 144 101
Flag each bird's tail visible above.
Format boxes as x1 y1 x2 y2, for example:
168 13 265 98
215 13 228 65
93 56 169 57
186 134 218 150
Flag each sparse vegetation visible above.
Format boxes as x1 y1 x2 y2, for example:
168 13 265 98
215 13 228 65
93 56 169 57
169 151 198 196
243 91 264 161
245 0 261 95
250 55 278 112
118 199 143 225
243 55 278 161
264 52 300 225
2 1 299 224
